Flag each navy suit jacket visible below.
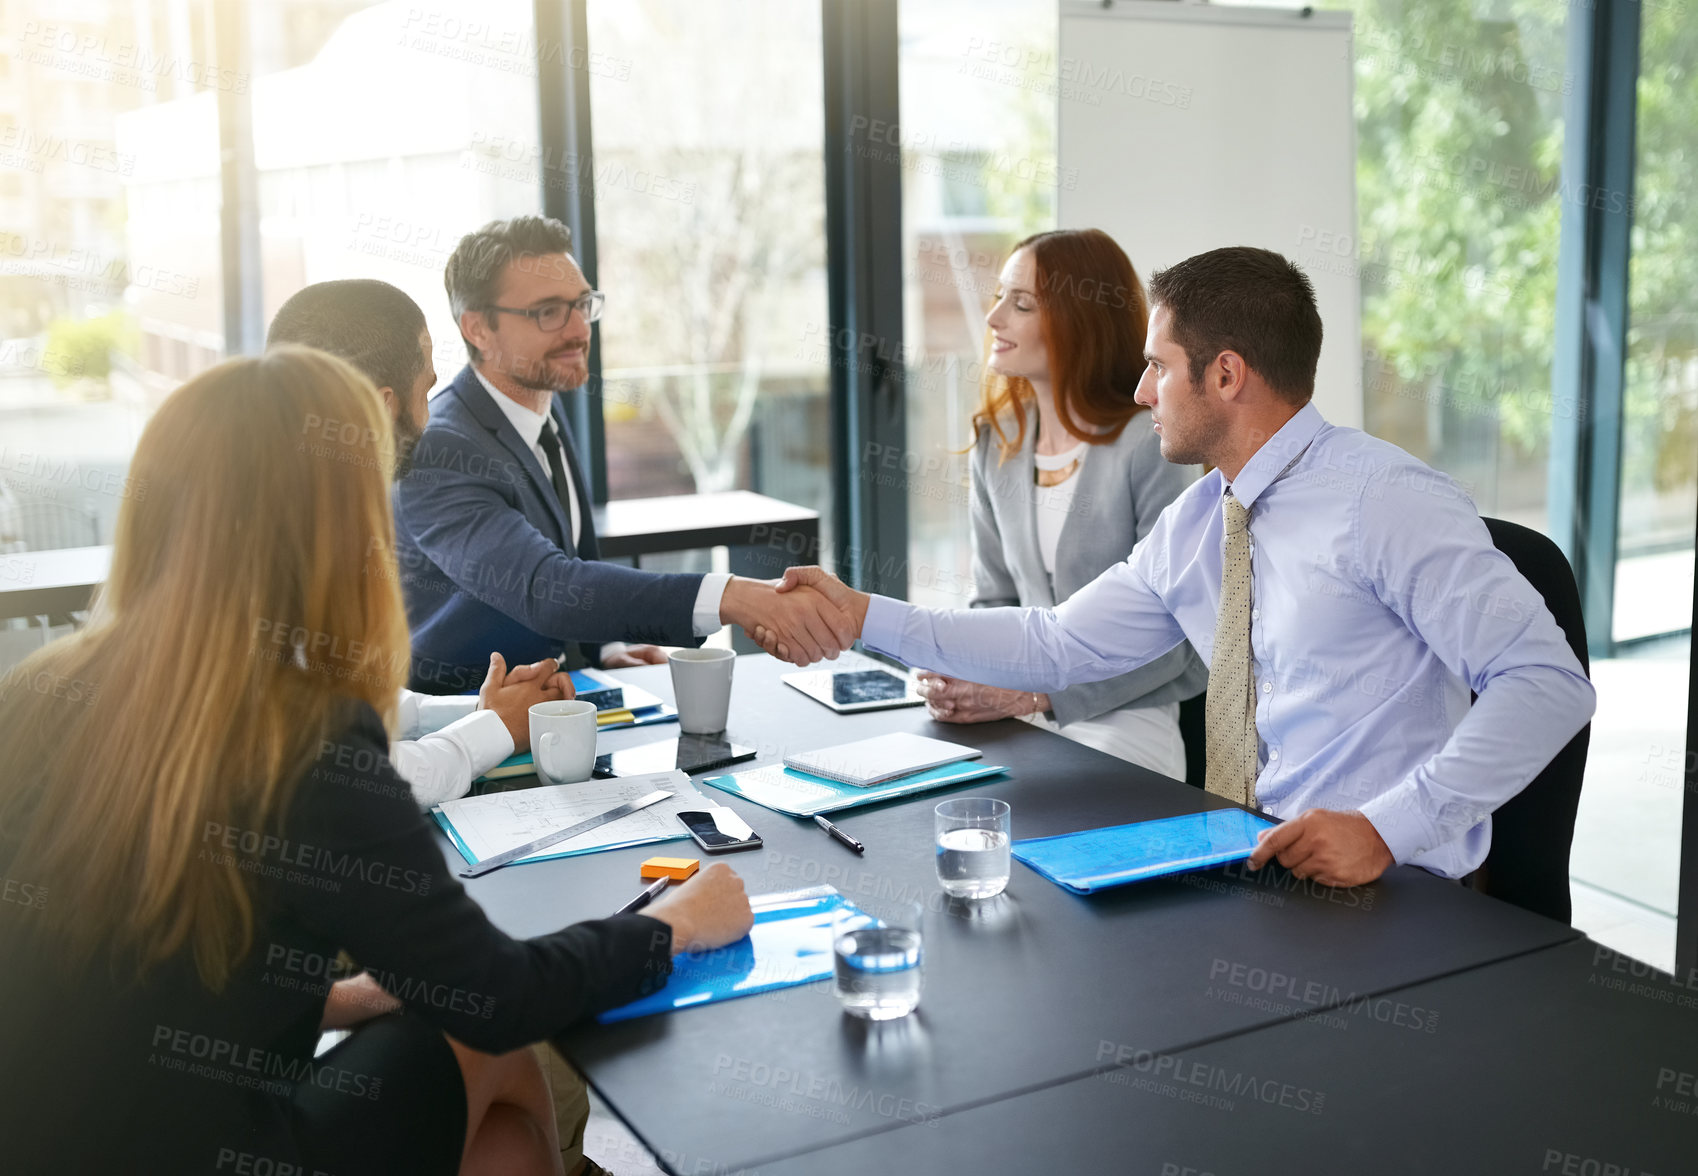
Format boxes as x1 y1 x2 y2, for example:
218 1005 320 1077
394 365 704 692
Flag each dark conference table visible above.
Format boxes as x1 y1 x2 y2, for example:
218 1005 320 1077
445 655 1691 1173
753 936 1698 1176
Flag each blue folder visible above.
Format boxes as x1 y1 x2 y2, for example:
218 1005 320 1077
597 885 862 1023
1011 808 1279 894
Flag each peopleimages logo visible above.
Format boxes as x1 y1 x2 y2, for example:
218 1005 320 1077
1095 1041 1326 1115
149 1024 382 1100
200 821 432 896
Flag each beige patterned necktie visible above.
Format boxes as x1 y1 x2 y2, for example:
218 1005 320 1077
1205 490 1258 808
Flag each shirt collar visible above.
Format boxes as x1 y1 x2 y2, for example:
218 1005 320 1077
473 365 551 448
1224 401 1326 509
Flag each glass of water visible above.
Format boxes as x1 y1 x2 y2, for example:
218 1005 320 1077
832 899 923 1021
935 796 1011 899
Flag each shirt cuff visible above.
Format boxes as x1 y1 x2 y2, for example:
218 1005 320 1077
400 689 479 739
693 573 732 637
599 642 629 665
862 594 912 660
389 708 514 810
449 709 516 779
1356 782 1440 867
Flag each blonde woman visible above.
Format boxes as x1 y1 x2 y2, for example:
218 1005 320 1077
0 348 751 1175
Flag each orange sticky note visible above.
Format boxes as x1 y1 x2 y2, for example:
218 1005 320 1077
640 856 700 881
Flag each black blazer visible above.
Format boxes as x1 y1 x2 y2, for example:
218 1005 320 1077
0 702 673 1172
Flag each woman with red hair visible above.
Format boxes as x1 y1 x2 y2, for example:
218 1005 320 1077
917 229 1207 776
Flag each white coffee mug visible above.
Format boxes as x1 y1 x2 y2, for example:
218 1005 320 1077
530 699 598 785
668 647 735 734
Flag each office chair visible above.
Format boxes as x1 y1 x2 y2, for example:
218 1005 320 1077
1178 690 1207 789
1175 519 1590 921
1476 516 1592 924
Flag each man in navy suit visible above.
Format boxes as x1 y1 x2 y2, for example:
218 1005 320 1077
396 215 851 693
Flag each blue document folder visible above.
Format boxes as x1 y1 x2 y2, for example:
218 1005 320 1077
1011 808 1279 894
597 885 861 1023
568 668 667 714
701 760 1008 817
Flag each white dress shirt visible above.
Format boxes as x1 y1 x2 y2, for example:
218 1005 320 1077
863 401 1596 878
471 367 730 652
390 690 513 809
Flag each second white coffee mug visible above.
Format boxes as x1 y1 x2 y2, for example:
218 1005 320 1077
530 699 598 785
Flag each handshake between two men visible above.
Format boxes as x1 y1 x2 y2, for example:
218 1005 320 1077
457 570 863 754
737 566 1396 890
717 569 867 666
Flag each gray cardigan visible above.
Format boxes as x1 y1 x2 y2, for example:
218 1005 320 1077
969 405 1208 727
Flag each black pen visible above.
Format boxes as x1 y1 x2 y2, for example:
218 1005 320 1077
612 875 670 915
813 814 865 854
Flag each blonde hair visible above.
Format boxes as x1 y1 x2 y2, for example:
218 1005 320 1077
0 347 410 989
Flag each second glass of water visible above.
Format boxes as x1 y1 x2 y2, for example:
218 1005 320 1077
935 796 1012 899
832 900 923 1021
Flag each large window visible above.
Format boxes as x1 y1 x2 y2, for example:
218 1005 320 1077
242 0 544 393
898 0 1057 609
586 0 832 549
0 0 223 556
1617 5 1697 646
1564 3 1698 968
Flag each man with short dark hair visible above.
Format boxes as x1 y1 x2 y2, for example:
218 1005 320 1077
396 215 851 693
267 277 434 475
268 279 573 808
763 245 1596 888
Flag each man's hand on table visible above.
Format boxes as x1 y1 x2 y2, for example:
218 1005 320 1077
477 652 574 752
720 574 856 666
916 671 1048 724
1247 809 1394 888
749 566 869 664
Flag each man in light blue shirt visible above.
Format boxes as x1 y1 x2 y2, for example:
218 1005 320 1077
761 246 1595 888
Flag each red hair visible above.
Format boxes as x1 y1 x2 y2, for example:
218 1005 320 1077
971 228 1150 462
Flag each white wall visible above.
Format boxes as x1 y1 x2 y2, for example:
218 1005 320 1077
1057 2 1361 427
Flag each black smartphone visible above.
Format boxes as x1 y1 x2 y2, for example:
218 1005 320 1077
677 809 763 854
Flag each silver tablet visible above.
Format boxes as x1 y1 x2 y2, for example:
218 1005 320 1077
782 668 925 713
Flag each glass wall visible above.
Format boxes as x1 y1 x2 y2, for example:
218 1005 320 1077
1616 5 1697 645
0 0 224 555
586 0 832 553
241 0 543 395
898 0 1057 609
1565 3 1698 967
1231 0 1571 538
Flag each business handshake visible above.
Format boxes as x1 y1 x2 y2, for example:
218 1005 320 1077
718 567 869 666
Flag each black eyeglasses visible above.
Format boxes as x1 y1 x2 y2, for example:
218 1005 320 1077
484 290 605 331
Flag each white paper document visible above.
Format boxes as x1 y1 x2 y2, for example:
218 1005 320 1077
433 771 708 866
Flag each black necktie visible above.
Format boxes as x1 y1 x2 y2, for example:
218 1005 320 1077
536 419 575 546
536 418 589 672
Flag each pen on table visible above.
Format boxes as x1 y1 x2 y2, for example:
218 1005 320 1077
612 875 670 915
813 814 864 854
